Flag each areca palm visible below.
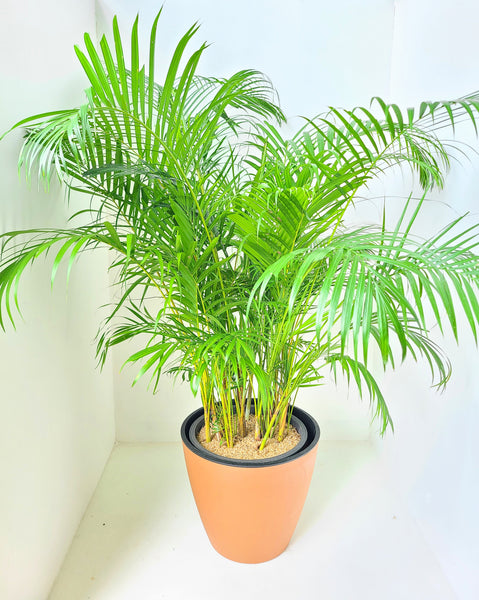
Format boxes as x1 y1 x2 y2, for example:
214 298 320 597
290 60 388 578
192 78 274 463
2 12 479 447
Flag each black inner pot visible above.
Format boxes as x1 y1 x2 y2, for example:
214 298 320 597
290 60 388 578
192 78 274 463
181 405 320 468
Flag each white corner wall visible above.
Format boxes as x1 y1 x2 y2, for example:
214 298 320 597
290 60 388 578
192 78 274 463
0 2 115 599
3 1 474 597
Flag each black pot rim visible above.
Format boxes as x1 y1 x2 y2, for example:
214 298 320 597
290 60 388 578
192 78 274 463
181 405 320 468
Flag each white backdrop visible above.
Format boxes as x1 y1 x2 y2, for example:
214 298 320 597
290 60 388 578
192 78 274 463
1 1 478 598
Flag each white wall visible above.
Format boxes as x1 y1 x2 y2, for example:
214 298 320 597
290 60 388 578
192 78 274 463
0 2 116 599
373 2 479 599
96 0 396 442
0 0 475 598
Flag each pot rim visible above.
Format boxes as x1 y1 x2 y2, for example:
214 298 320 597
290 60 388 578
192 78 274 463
181 405 320 468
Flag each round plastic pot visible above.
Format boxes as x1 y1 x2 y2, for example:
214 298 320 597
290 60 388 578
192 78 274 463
180 405 320 563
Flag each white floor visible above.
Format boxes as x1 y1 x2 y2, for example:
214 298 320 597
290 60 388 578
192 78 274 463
47 442 458 600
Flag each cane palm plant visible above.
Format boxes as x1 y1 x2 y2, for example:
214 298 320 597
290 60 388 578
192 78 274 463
2 12 479 449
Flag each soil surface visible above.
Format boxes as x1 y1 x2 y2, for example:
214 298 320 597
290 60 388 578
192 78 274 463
197 415 301 460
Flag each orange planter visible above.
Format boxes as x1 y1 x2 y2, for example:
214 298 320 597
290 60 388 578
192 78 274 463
181 406 320 563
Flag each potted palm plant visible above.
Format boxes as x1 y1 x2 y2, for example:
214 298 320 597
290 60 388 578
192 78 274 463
2 12 479 562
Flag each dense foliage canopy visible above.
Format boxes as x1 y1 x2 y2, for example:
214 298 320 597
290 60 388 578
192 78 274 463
2 11 479 446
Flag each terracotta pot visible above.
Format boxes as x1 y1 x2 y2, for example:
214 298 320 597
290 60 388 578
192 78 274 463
181 406 320 563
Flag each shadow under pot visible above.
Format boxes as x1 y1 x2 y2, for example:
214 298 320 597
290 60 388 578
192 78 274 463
180 405 320 563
